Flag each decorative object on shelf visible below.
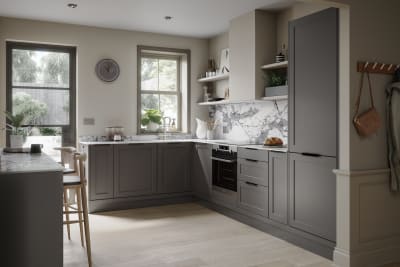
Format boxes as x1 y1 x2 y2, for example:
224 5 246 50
268 71 286 87
205 59 217 77
203 85 211 102
219 48 230 74
353 72 381 137
224 88 230 99
141 109 162 132
95 58 120 82
195 118 207 139
275 52 285 63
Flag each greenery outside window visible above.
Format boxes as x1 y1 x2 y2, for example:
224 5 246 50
138 46 190 134
6 42 76 160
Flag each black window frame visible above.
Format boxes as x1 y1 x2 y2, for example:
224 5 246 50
6 41 77 147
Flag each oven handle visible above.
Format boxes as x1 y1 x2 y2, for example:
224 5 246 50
211 157 237 163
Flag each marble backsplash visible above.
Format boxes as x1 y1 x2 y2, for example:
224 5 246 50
210 100 288 144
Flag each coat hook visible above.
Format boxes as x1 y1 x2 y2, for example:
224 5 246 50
364 62 369 70
396 64 400 70
388 64 394 71
380 63 386 70
372 62 378 69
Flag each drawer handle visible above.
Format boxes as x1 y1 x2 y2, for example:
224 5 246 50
245 181 258 187
245 148 258 150
301 152 321 157
245 158 258 162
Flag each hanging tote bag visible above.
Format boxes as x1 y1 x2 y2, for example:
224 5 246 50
353 72 381 137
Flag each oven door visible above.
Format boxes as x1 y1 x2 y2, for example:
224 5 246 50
212 157 237 192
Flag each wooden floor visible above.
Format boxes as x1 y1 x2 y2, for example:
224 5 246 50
62 202 392 267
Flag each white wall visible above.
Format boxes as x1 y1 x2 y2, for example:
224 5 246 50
0 17 209 146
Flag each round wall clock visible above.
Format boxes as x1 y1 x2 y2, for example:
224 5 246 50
95 58 120 82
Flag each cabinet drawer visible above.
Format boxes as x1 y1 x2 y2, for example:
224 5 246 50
238 147 269 161
238 158 268 186
238 181 268 217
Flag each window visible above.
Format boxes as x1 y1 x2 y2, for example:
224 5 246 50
138 46 190 133
6 42 76 160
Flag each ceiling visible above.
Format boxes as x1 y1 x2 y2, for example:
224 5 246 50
0 0 296 38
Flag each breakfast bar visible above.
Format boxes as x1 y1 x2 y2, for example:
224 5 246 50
0 151 63 267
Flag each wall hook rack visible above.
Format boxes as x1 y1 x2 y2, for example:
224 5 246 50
357 61 400 74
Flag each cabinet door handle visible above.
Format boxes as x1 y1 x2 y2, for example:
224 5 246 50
245 148 258 150
245 158 258 163
301 152 321 157
245 181 258 187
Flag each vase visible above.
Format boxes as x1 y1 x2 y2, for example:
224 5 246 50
195 118 207 139
146 122 159 132
10 134 24 148
206 130 214 140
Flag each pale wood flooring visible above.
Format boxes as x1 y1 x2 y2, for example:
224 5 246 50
63 203 394 267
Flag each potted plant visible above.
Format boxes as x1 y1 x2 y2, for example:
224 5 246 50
141 109 162 132
4 111 27 148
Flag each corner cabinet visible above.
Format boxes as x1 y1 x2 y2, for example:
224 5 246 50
88 144 114 200
157 143 191 194
192 143 212 200
114 144 157 198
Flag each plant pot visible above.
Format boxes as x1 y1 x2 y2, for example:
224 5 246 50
146 122 159 132
10 134 24 148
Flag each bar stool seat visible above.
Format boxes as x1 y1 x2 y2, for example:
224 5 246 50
63 175 81 185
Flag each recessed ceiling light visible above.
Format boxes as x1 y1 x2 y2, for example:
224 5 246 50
164 16 173 21
67 3 78 8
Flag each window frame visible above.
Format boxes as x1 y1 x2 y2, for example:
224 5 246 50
6 41 77 146
137 46 190 134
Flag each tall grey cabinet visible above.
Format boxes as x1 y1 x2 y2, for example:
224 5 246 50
288 8 338 242
114 144 157 198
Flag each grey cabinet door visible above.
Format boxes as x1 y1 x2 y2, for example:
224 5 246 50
192 143 212 200
237 181 268 217
88 145 114 200
289 8 338 157
269 152 288 224
157 143 191 194
289 153 336 241
114 144 157 198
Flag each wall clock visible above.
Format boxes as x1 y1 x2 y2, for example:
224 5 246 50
95 58 120 82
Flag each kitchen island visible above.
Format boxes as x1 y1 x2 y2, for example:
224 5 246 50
0 150 63 267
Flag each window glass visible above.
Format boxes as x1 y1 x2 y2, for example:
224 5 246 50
159 59 177 91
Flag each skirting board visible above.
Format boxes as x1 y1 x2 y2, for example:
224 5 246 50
333 168 400 267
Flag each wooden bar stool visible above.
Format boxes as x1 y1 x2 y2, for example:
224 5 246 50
63 153 92 267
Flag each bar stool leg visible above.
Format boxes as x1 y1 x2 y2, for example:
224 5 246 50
76 187 85 247
81 184 92 267
63 188 71 240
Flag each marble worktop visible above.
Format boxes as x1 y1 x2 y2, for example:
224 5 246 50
0 150 63 174
79 139 288 152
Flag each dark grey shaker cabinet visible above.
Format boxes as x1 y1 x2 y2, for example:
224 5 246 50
114 144 157 198
192 143 212 200
237 181 269 217
89 144 114 200
288 8 338 157
157 143 191 194
268 152 288 224
289 153 336 241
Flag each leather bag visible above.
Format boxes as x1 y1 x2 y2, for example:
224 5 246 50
353 72 381 137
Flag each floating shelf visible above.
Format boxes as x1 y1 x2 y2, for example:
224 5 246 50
261 95 288 101
197 98 287 106
197 73 229 83
261 61 288 70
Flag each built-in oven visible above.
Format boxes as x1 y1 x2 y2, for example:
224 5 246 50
211 144 237 192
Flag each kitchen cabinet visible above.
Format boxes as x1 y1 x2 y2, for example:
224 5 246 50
192 143 212 200
268 151 288 224
229 10 276 101
157 143 191 194
114 144 157 198
288 8 338 157
237 181 268 217
88 144 114 200
289 153 336 241
238 158 268 187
